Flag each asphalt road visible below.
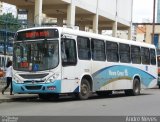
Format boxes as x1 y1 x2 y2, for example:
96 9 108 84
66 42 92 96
0 88 160 116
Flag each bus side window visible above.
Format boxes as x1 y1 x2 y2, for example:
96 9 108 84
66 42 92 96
61 38 77 66
91 39 106 61
106 41 119 62
119 43 130 63
77 36 91 60
141 47 150 65
150 49 156 65
131 45 141 64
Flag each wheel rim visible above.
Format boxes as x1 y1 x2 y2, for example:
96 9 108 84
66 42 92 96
81 83 89 96
134 81 140 94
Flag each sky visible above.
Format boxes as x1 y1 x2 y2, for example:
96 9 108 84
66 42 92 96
133 0 154 23
3 3 17 17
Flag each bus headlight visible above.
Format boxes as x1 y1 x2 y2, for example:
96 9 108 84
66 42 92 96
45 73 60 83
13 75 23 83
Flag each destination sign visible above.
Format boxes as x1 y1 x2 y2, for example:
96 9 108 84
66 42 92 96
15 29 59 41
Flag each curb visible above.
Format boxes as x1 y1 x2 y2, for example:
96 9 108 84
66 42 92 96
0 94 38 103
0 98 14 103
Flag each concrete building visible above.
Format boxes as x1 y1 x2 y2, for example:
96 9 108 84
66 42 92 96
157 0 160 23
134 23 160 48
0 0 133 39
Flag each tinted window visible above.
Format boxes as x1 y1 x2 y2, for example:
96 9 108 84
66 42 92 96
131 46 141 64
77 36 91 60
106 41 119 62
150 49 156 65
141 47 150 64
119 43 130 63
91 39 106 61
61 38 77 66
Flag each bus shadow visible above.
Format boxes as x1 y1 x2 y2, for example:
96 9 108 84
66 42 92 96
8 92 153 103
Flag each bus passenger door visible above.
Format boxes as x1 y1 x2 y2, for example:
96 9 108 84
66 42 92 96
61 37 78 93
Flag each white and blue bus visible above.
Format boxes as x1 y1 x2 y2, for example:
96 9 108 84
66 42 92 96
12 27 157 100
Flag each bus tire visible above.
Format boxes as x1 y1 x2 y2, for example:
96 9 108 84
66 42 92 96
159 85 160 89
76 78 91 100
125 78 140 96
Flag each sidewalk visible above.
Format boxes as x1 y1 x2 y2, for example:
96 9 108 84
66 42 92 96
0 78 38 102
0 77 8 92
0 92 38 102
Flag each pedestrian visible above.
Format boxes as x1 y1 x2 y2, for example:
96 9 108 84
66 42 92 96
1 60 13 95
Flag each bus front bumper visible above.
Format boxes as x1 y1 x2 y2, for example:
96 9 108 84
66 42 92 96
12 80 61 94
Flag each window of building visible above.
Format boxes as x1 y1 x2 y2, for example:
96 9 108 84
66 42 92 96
131 45 141 64
106 41 119 62
119 43 130 63
141 47 150 64
91 39 106 61
77 36 91 60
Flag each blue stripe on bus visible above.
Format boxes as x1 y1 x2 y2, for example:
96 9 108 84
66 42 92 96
73 86 79 93
92 65 156 89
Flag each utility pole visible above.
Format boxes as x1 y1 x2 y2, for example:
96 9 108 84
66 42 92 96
152 0 156 44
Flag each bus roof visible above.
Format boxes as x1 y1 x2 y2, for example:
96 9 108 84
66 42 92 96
17 26 155 49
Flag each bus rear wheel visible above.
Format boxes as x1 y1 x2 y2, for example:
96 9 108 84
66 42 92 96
125 78 140 96
76 78 91 100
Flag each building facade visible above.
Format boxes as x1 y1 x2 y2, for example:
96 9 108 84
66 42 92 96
134 23 160 49
0 0 133 39
157 0 160 23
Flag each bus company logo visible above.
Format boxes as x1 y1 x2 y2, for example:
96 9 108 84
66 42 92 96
109 69 128 77
32 80 35 84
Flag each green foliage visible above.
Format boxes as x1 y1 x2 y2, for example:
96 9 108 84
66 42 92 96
0 13 21 31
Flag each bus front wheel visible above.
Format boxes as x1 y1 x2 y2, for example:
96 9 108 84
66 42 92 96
76 79 91 100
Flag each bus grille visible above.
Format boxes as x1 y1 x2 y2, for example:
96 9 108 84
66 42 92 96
25 85 42 90
24 80 44 84
19 73 48 79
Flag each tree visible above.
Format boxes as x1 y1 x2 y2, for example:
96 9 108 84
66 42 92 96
0 13 20 55
0 13 21 31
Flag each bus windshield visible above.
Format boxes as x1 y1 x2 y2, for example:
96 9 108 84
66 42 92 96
13 39 59 71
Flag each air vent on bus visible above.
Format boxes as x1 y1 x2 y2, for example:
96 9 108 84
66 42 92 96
25 85 42 90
